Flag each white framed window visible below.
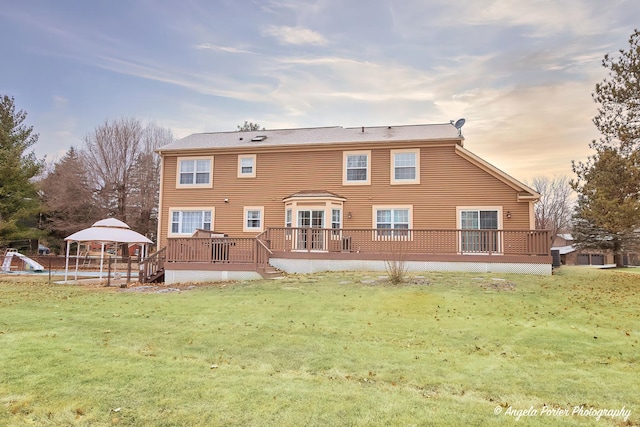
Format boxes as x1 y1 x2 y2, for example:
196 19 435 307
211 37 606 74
372 205 413 239
343 151 371 185
237 154 256 178
176 157 213 188
169 208 214 236
243 206 264 232
331 208 341 237
457 207 502 253
285 208 293 239
285 209 292 228
390 149 420 184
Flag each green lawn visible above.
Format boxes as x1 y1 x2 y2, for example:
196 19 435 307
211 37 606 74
0 267 638 426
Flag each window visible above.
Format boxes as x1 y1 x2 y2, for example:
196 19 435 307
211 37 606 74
391 149 420 184
373 206 412 239
237 154 256 178
343 151 371 185
243 206 264 232
458 208 500 253
169 209 213 235
285 209 292 228
331 208 341 237
285 208 293 238
177 157 213 188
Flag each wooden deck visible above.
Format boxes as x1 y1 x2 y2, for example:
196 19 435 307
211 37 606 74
156 228 547 268
140 228 551 282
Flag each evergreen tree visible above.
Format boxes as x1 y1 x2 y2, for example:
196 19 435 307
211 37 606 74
0 95 44 241
572 30 640 266
39 147 105 245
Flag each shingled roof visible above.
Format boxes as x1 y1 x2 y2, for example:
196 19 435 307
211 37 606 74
158 123 463 152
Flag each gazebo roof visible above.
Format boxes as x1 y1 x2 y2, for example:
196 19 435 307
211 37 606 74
64 218 152 244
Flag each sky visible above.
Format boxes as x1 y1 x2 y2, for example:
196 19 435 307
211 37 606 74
1 0 639 182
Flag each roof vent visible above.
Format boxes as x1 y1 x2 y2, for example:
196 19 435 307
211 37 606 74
251 135 267 142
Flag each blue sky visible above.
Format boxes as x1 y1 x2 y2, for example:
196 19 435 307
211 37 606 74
1 0 638 180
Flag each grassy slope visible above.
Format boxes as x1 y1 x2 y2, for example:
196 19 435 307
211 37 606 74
0 267 638 426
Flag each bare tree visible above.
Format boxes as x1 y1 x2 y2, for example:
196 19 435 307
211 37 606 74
82 117 144 222
127 123 174 239
528 175 574 238
237 121 264 131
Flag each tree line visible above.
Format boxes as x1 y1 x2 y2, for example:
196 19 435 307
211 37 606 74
1 30 638 259
0 101 172 253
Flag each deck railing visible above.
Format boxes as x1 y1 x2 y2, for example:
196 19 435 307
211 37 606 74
167 237 257 263
164 228 550 267
139 247 166 283
265 228 550 256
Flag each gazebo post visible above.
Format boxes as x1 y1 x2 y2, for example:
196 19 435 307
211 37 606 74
64 241 70 283
100 242 105 281
114 243 118 281
74 242 80 280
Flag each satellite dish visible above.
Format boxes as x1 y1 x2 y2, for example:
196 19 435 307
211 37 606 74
454 118 466 129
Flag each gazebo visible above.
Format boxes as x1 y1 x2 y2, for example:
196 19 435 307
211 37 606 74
64 218 153 282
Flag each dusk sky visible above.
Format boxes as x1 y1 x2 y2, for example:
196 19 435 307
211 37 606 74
1 1 638 181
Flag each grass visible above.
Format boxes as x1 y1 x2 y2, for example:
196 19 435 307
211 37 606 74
0 267 638 426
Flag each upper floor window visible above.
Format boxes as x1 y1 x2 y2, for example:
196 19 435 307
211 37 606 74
169 208 213 236
237 154 256 178
243 206 264 232
391 149 420 184
343 151 371 185
177 157 213 188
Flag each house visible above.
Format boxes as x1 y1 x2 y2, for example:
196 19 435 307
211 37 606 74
551 232 639 266
151 123 551 284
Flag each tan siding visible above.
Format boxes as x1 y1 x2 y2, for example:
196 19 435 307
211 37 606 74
158 143 532 246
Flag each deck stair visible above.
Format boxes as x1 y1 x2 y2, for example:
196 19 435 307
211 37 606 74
260 265 284 279
140 247 166 283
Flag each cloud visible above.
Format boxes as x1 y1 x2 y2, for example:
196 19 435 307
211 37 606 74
449 80 600 179
262 25 328 46
194 43 257 55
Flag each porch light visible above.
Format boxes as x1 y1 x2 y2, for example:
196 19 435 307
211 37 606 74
347 212 352 219
506 211 512 219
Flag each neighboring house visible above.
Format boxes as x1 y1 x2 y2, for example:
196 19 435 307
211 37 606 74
151 123 551 284
551 232 639 266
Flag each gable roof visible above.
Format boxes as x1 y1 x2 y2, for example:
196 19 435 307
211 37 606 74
158 123 463 153
454 145 540 200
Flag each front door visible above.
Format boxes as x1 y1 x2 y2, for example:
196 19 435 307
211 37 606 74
296 210 325 250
